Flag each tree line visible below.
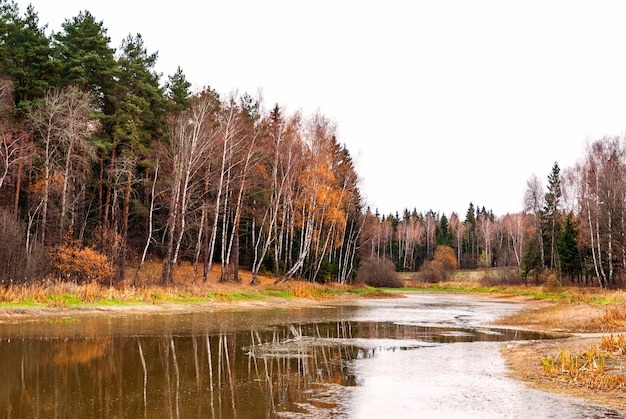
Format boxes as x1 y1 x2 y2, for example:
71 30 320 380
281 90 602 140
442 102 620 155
362 144 626 289
0 2 361 285
2 2 625 289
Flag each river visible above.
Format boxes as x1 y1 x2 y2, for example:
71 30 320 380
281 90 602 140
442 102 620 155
0 293 622 418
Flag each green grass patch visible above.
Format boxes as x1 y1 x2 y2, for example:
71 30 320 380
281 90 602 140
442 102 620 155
88 299 134 307
0 300 42 309
205 291 264 302
226 291 263 301
590 295 625 305
263 289 294 299
62 293 82 306
348 287 376 295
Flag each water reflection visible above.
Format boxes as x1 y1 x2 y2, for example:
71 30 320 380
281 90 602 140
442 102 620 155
0 317 562 418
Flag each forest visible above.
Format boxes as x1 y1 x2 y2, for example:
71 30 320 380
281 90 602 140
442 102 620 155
1 2 625 289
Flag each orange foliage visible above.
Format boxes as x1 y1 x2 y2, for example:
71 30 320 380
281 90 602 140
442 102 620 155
53 231 113 283
419 245 458 282
433 245 458 271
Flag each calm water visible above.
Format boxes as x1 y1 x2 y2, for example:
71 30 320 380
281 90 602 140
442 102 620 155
0 294 622 418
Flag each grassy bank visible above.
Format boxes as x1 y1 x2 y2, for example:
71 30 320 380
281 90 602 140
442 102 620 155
2 264 626 408
0 261 385 311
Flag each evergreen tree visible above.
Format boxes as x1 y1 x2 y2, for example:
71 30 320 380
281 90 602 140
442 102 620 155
436 213 451 246
165 65 191 114
112 33 166 152
544 162 561 270
106 33 167 279
53 11 117 112
0 4 57 112
556 212 581 283
464 202 477 268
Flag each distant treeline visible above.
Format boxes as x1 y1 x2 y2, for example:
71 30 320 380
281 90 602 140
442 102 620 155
0 2 623 288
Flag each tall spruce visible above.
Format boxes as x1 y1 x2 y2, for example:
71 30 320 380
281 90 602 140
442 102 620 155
556 212 581 283
544 162 561 270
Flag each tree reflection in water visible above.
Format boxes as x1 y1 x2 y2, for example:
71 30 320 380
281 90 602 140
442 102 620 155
0 320 557 417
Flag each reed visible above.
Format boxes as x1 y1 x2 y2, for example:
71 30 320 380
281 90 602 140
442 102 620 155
540 341 625 390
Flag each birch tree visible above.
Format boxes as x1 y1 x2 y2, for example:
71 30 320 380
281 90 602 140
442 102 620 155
448 212 465 267
249 107 301 284
578 137 626 288
524 174 545 272
162 92 216 284
27 86 95 245
0 78 22 194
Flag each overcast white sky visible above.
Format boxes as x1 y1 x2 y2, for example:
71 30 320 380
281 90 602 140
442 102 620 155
15 0 626 216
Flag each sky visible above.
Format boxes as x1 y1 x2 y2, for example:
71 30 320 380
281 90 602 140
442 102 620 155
13 0 626 217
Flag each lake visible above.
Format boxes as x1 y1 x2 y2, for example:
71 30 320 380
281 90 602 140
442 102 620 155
0 293 622 418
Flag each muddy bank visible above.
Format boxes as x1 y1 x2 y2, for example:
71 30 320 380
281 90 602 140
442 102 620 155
498 298 626 411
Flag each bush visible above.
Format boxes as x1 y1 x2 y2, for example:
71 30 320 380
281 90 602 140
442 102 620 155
416 245 458 283
53 231 113 283
356 257 403 288
416 260 445 283
543 272 562 293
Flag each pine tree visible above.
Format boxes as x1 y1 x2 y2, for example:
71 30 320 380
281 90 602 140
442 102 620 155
53 10 117 111
464 202 477 268
1 4 57 112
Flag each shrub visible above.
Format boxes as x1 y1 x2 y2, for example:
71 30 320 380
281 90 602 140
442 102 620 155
356 257 403 288
416 245 458 283
91 224 123 263
53 232 113 283
417 260 444 283
543 272 562 293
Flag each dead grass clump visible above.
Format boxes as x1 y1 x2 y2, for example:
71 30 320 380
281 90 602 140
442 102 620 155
495 303 565 329
285 282 319 298
600 303 626 328
600 334 626 354
541 341 626 390
577 302 626 332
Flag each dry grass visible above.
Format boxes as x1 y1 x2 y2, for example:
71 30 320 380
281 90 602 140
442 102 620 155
0 260 377 309
540 335 626 390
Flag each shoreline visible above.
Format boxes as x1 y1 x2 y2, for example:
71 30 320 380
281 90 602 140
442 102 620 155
501 334 626 411
0 289 624 410
0 292 367 320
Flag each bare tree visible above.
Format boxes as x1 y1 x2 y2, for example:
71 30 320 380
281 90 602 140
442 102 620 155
449 212 465 267
0 78 23 195
524 174 545 269
477 213 495 268
250 110 301 284
501 213 530 272
162 92 216 284
578 137 626 288
27 86 95 245
134 157 159 286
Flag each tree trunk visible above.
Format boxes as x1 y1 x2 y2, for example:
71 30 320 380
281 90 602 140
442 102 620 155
134 159 158 287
